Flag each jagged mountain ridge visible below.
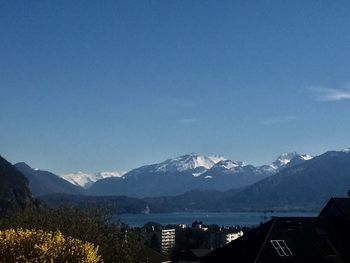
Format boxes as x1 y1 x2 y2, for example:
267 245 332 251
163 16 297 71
217 149 350 211
38 149 350 212
43 149 350 213
88 152 312 197
150 154 226 176
15 162 85 197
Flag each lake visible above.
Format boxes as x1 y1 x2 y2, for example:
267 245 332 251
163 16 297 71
116 211 318 227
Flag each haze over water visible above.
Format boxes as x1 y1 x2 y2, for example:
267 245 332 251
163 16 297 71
118 211 318 227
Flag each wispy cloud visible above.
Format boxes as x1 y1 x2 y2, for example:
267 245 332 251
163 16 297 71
178 118 199 124
309 84 350 101
261 115 297 125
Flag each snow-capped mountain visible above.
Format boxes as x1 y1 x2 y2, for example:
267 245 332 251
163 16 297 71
205 152 313 176
153 153 226 176
88 152 313 197
270 152 313 170
214 149 350 211
61 171 124 189
342 147 350 153
96 171 125 178
64 152 313 192
211 159 246 171
203 159 253 177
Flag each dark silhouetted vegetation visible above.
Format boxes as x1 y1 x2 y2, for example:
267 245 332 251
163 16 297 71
0 155 32 215
0 206 141 263
0 228 102 262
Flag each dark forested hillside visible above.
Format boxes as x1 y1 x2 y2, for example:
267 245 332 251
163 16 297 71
15 162 85 197
0 156 32 214
39 193 150 214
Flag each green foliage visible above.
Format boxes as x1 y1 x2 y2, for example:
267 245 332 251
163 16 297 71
0 228 101 262
0 206 141 263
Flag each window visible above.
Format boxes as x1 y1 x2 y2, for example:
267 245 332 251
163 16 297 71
270 240 293 257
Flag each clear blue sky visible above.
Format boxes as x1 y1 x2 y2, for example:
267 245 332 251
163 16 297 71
1 0 350 174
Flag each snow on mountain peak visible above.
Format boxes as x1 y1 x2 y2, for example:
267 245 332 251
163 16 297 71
300 154 313 160
96 171 125 178
208 155 226 164
61 170 124 188
342 148 350 153
214 159 246 170
270 152 313 170
221 160 239 170
155 153 226 175
276 152 298 163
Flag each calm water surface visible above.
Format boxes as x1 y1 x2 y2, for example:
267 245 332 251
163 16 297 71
116 211 317 227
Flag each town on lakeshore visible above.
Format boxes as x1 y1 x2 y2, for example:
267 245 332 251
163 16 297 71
2 0 350 262
2 151 350 262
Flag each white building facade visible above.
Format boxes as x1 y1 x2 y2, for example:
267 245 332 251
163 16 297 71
159 229 176 252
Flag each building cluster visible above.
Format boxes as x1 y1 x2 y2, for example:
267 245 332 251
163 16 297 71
140 220 245 262
140 196 350 262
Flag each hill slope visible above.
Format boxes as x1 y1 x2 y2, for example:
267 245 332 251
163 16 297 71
220 150 350 211
39 193 150 214
15 163 85 197
0 156 32 214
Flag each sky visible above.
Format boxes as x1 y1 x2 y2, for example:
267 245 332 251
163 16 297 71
1 0 350 174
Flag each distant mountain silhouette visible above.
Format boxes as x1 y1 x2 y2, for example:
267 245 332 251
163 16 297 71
39 193 150 214
141 150 350 212
7 149 350 213
0 156 32 214
88 153 308 197
15 162 85 197
218 150 350 211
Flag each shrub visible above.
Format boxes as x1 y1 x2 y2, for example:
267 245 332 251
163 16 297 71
0 207 141 263
0 228 102 263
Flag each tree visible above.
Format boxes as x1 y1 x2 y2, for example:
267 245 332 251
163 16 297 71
0 228 102 262
0 206 141 263
150 233 160 251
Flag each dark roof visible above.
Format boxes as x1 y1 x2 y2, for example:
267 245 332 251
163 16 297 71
319 198 350 219
201 220 274 262
201 216 350 263
177 249 211 261
191 249 211 258
139 246 172 263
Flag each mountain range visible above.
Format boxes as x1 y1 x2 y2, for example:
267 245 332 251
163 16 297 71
148 149 350 212
218 149 350 211
87 152 312 197
8 151 312 198
6 148 350 213
42 148 350 213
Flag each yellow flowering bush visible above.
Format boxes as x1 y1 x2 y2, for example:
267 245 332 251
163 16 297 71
0 228 102 263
